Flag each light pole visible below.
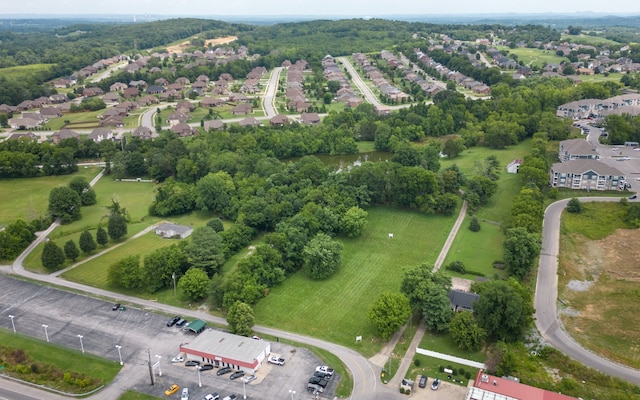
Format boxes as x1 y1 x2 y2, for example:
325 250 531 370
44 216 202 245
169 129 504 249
8 315 15 334
156 355 162 376
172 273 177 297
42 324 49 342
197 366 202 388
115 345 123 365
77 334 84 354
289 389 296 400
242 377 247 400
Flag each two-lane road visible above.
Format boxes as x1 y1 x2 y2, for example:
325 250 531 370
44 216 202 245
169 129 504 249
536 197 640 385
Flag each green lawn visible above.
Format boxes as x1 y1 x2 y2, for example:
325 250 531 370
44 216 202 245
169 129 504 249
118 392 162 400
498 47 567 68
254 206 458 357
419 332 486 363
405 354 476 386
439 141 530 178
561 34 622 47
0 329 121 391
0 167 101 227
0 64 55 80
45 110 105 131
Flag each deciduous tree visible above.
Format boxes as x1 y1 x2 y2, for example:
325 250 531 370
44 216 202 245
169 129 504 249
340 206 368 237
48 186 81 223
449 311 486 351
42 241 65 270
178 268 210 301
227 301 255 337
303 233 343 280
367 291 411 340
107 255 143 290
107 212 128 241
184 226 226 276
63 240 79 261
503 227 540 279
79 230 97 255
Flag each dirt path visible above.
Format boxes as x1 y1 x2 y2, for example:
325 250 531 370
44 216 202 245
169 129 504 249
166 35 237 54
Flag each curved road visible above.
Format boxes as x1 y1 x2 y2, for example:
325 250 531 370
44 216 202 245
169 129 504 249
536 197 640 385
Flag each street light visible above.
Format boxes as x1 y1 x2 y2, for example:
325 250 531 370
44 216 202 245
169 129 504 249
197 366 202 388
8 315 15 334
77 334 84 354
242 376 247 400
289 389 296 400
156 355 162 376
42 324 49 342
172 273 177 297
115 345 123 365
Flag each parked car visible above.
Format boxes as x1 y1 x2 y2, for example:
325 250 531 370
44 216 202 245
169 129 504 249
167 316 181 327
308 376 328 388
176 318 188 327
629 194 637 200
431 378 441 390
268 355 285 366
419 375 427 388
185 360 200 367
203 394 219 400
315 366 334 376
313 371 330 379
164 384 179 396
222 396 237 400
200 364 214 371
181 388 190 400
112 303 121 311
216 366 232 376
230 371 245 380
251 335 261 340
171 356 184 363
243 375 257 384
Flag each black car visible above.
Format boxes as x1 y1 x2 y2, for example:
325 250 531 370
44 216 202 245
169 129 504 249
308 377 328 388
200 364 214 371
418 375 427 388
112 303 121 311
230 371 245 380
185 360 200 367
216 366 232 376
167 316 181 327
313 371 330 379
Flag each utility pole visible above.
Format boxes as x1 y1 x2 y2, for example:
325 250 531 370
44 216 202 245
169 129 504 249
147 349 154 385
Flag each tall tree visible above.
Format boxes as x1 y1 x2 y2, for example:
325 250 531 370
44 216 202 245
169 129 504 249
107 212 128 241
107 255 143 290
79 230 97 255
340 206 368 237
184 226 226 276
96 225 108 247
400 264 452 332
227 301 255 337
448 311 486 351
503 227 541 279
368 291 411 340
42 241 65 270
178 268 211 301
473 279 534 342
48 186 81 223
63 240 79 261
303 233 343 280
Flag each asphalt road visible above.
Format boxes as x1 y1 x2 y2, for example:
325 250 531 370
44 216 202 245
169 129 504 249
535 196 640 385
337 57 383 108
262 66 282 118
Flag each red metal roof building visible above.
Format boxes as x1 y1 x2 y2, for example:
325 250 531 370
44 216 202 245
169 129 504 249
466 370 578 400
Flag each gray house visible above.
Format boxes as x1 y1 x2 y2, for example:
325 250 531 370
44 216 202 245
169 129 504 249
154 223 193 239
448 290 480 312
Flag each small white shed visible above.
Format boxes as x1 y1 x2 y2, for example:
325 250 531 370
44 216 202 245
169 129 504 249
506 159 523 174
154 223 193 239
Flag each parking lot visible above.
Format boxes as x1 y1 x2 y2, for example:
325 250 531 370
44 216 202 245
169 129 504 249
0 276 336 399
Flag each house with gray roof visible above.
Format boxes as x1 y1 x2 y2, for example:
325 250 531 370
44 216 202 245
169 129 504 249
154 223 193 239
550 159 625 191
448 290 480 312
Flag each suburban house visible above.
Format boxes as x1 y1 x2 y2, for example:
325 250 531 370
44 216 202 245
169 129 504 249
51 129 80 144
232 103 253 115
168 111 189 127
154 223 193 239
506 159 522 174
300 112 321 125
179 330 271 375
238 117 261 127
132 126 154 139
467 370 578 400
269 114 290 127
203 120 225 131
8 117 40 129
549 159 625 191
171 122 195 137
88 127 113 142
448 289 479 312
558 139 600 162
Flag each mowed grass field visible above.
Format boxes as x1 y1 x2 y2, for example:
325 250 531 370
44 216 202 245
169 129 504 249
0 64 55 80
0 167 101 226
254 206 458 357
498 47 567 68
561 33 622 47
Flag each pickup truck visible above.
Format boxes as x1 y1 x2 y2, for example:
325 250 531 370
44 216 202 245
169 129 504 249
268 354 285 366
315 366 334 376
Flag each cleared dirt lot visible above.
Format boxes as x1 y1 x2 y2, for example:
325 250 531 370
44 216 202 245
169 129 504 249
166 36 238 54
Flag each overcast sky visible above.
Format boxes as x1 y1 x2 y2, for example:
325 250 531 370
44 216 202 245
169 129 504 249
3 0 640 16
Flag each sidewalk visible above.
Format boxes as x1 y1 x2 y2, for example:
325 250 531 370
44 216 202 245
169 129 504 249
415 348 485 369
389 320 427 387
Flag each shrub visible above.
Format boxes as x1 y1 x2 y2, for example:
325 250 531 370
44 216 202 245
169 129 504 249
399 387 406 394
566 197 583 213
446 261 467 274
469 215 481 232
414 358 421 367
465 371 471 379
458 368 466 376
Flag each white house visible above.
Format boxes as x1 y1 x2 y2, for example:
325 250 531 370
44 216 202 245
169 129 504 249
154 223 193 239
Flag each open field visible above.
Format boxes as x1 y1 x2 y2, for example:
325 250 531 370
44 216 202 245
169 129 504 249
439 140 530 177
0 63 55 80
0 167 100 227
166 35 237 54
46 110 105 131
498 47 567 68
561 33 622 47
0 330 121 391
576 72 625 83
558 202 640 368
254 206 458 357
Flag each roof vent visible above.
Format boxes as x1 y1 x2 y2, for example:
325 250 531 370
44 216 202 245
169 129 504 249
481 374 489 383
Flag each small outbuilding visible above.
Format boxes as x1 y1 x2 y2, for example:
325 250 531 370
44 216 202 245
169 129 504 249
154 223 193 239
506 159 522 174
185 319 207 334
180 330 271 374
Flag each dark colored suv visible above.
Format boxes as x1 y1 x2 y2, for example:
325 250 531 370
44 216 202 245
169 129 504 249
167 316 180 327
216 367 232 376
419 375 427 388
